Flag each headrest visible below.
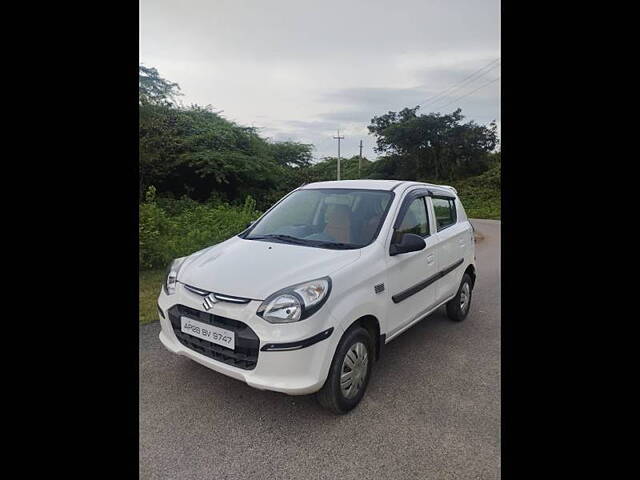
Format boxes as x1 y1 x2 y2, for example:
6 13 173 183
326 204 352 224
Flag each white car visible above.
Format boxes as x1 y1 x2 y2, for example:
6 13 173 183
157 180 476 413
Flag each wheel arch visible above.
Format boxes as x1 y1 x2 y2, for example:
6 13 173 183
344 314 383 361
464 263 476 288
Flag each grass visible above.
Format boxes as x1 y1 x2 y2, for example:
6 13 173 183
139 268 164 325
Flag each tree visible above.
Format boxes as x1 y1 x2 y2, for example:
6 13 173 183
139 66 315 208
269 141 313 168
138 64 500 210
367 107 498 181
303 156 372 182
139 103 187 200
139 65 182 106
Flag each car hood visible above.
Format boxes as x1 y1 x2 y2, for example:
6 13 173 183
178 237 361 300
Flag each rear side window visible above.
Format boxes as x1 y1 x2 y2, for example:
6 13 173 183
432 197 457 231
397 197 429 237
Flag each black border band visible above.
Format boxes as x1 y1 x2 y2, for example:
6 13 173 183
260 327 334 352
392 258 465 304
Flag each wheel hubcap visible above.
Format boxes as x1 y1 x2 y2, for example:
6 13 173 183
460 282 470 313
340 342 369 399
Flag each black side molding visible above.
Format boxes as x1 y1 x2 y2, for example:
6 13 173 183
391 258 464 304
440 258 465 277
260 327 334 352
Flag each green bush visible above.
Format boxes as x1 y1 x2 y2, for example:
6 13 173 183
154 195 201 215
139 158 501 271
139 187 262 270
452 162 501 219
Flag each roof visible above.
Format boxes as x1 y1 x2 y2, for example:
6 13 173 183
300 179 457 195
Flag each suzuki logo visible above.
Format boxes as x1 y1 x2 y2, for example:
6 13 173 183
203 293 218 311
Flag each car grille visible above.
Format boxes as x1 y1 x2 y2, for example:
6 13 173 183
167 305 260 370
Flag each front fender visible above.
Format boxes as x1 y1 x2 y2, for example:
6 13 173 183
328 277 389 337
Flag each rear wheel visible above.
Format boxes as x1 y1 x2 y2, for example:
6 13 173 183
317 326 373 414
446 273 473 322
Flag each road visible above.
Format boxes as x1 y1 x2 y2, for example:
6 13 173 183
139 219 500 480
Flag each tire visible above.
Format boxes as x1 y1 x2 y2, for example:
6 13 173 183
446 273 473 322
317 326 373 414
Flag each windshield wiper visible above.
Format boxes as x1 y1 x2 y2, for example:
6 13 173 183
247 234 360 249
247 234 312 246
311 241 360 250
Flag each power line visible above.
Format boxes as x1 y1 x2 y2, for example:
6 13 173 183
418 59 500 109
430 76 501 111
419 58 500 106
416 58 500 109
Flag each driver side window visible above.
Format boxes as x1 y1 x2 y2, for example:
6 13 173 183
397 197 429 237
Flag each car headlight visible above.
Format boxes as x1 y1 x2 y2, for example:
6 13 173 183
163 257 187 295
257 277 332 323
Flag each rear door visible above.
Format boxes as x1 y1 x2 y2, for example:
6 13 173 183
384 188 439 337
428 195 469 303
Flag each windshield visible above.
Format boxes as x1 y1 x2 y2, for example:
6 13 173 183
244 188 394 249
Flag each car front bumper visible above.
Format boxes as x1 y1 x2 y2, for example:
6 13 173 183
157 283 342 395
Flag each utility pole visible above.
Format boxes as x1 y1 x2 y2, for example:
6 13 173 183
358 139 363 178
333 129 344 180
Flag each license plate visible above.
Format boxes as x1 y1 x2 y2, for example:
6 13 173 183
180 316 235 350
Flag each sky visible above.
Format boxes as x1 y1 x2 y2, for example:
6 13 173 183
140 0 500 161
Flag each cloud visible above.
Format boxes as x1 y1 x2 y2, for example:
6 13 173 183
141 0 500 160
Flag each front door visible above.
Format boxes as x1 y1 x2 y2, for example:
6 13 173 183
385 192 439 337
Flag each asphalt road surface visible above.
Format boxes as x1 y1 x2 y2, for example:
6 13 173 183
140 219 500 480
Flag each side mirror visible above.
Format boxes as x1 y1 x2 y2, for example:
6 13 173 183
389 233 426 256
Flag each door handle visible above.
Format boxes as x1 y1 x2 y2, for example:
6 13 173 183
426 253 434 264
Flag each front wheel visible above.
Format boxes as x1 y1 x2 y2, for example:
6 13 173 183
446 273 473 322
317 326 373 414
